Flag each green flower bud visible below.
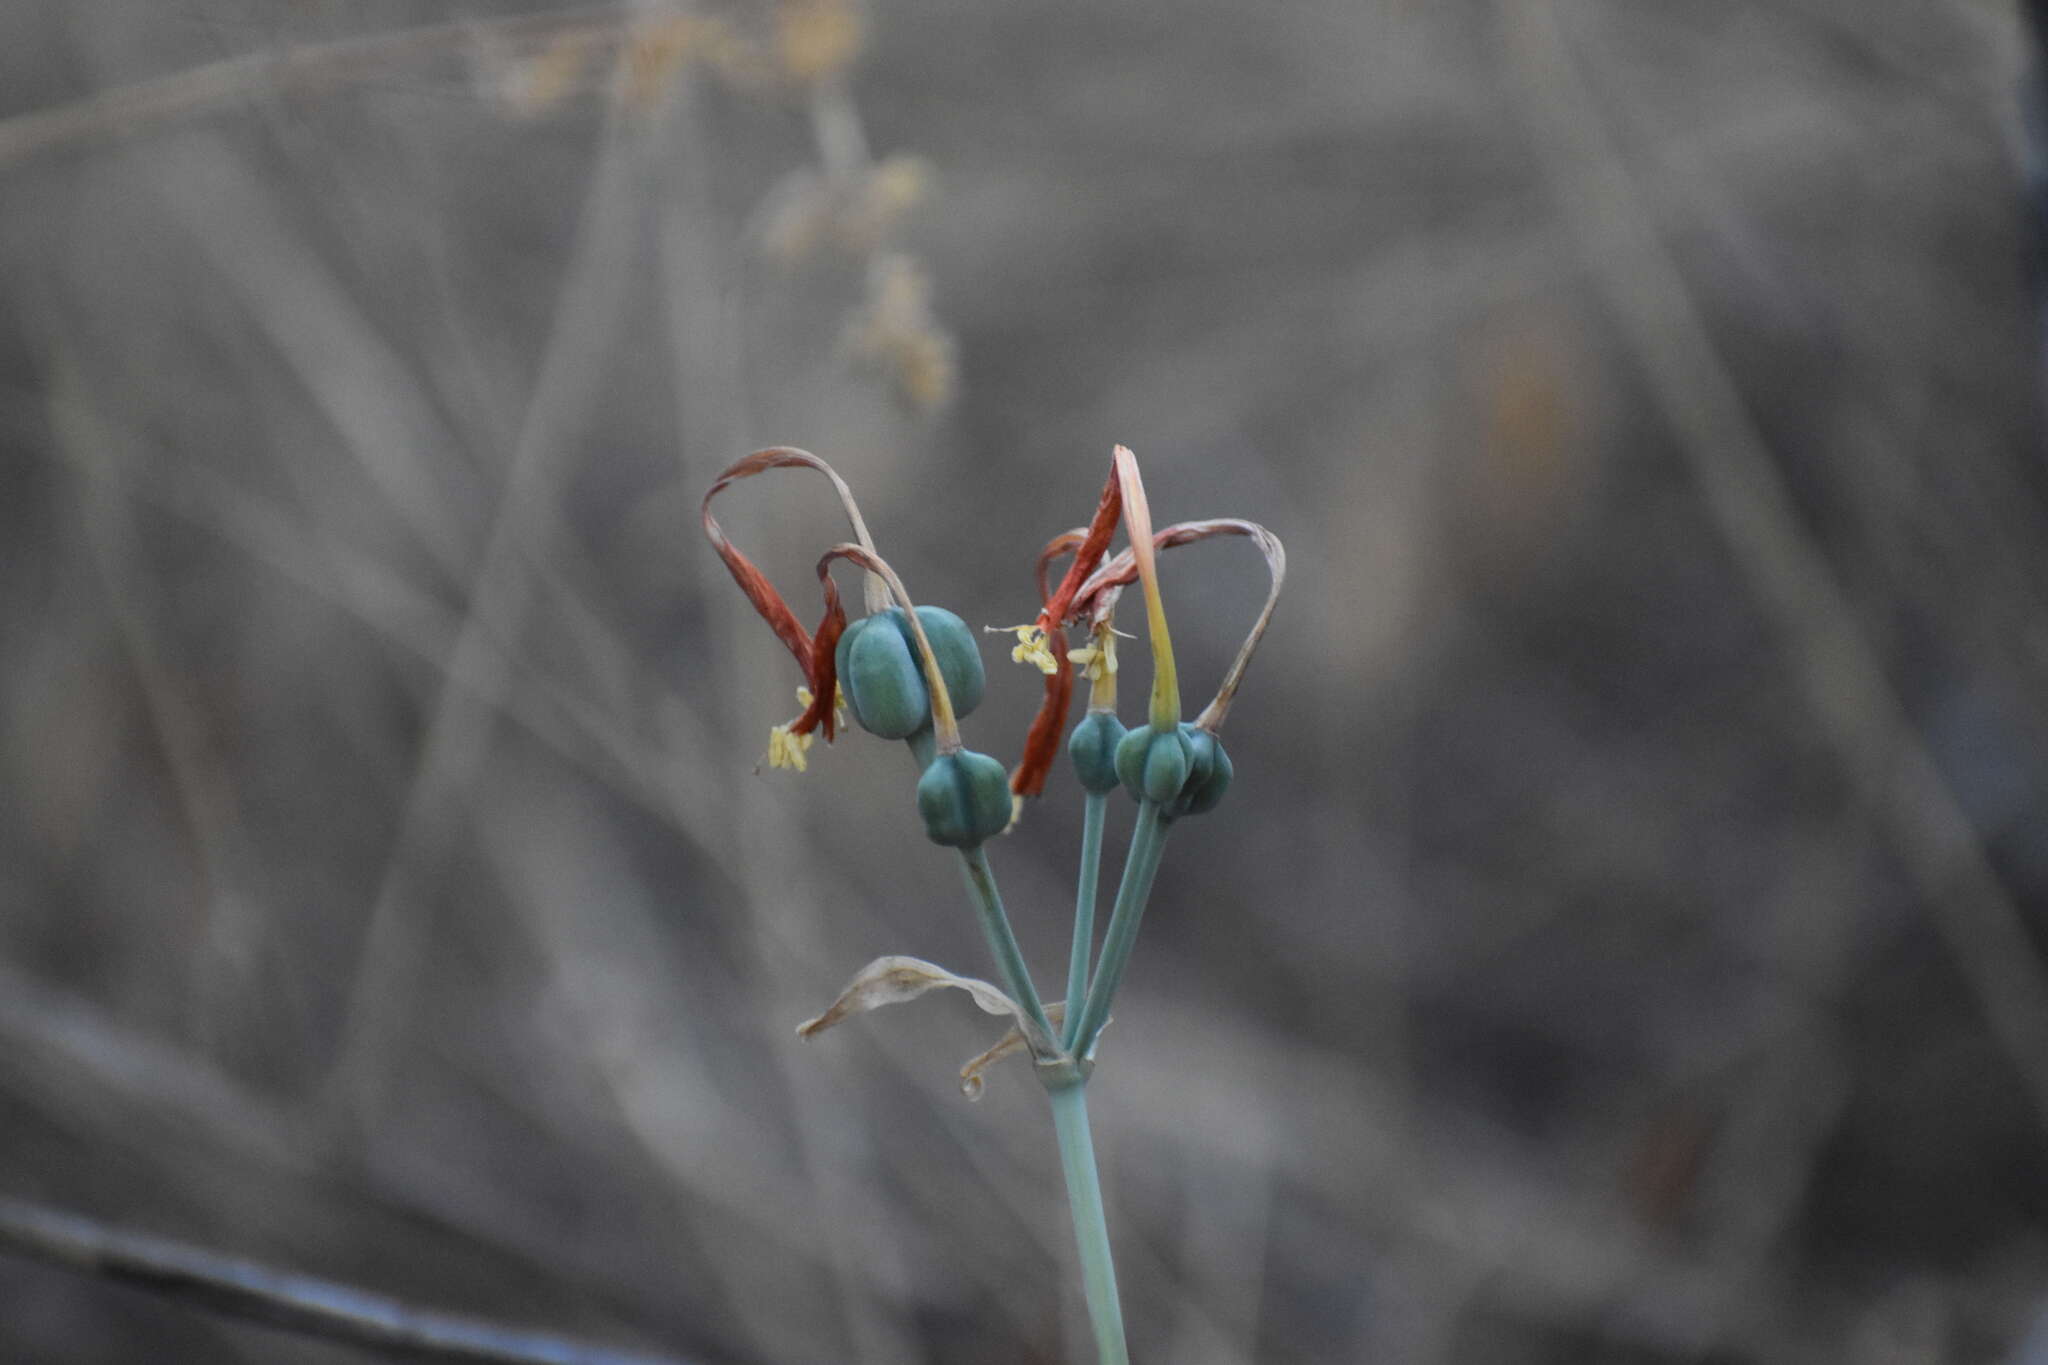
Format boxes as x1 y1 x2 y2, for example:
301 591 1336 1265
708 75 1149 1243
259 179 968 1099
917 749 1013 847
1115 722 1192 805
910 605 985 719
835 610 928 739
1068 711 1127 795
1164 724 1231 818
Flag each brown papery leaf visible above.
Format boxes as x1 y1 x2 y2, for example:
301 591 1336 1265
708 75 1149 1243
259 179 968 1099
1071 519 1286 734
797 955 1058 1060
958 1002 1069 1099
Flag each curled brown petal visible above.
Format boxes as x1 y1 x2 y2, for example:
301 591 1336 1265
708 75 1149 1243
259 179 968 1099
1069 518 1286 735
1008 633 1073 799
1034 528 1087 610
1009 456 1126 800
701 447 884 678
1038 463 1122 630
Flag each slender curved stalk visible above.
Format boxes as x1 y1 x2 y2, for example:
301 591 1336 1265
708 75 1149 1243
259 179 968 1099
1046 1081 1129 1365
1069 803 1169 1057
1063 791 1108 1049
957 847 1053 1042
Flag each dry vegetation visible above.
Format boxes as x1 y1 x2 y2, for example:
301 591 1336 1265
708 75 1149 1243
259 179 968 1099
2 1 2046 1361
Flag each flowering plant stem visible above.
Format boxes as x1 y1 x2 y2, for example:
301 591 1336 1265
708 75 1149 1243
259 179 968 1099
1069 801 1170 1056
956 847 1054 1042
961 840 1131 1362
1064 791 1109 1038
1046 1077 1130 1365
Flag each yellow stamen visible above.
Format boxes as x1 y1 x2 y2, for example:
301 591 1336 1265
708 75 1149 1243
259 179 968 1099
767 722 814 772
1068 633 1118 683
1072 618 1120 709
990 624 1059 675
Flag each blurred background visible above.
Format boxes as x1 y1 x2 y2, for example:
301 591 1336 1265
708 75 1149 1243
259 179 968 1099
2 0 2045 1360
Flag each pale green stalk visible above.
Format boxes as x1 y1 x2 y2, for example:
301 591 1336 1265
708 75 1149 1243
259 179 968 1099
1069 802 1169 1057
1063 791 1108 1047
957 847 1054 1043
1046 1078 1129 1365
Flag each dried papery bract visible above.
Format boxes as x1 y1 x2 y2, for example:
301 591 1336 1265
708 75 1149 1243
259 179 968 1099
797 954 1056 1059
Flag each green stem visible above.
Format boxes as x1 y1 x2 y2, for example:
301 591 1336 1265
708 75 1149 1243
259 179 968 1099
1063 791 1108 1049
957 846 1054 1043
905 725 937 771
1069 802 1169 1057
1046 1079 1129 1365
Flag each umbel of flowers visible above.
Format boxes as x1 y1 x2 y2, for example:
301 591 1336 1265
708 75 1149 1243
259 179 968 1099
703 444 1284 1365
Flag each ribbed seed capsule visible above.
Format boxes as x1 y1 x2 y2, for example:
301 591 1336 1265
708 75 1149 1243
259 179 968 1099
1164 724 1231 818
916 750 1013 847
1114 722 1193 805
1179 733 1233 816
834 606 986 741
835 610 928 739
911 605 985 719
1068 711 1127 795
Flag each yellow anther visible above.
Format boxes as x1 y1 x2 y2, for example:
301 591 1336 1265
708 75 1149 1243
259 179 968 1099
797 684 847 727
1068 631 1119 683
991 624 1059 675
767 722 815 772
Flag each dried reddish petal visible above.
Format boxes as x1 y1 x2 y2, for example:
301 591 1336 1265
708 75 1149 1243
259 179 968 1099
1007 459 1127 801
1009 630 1073 798
789 578 848 740
702 446 879 678
1038 464 1122 630
704 522 814 673
1034 529 1086 609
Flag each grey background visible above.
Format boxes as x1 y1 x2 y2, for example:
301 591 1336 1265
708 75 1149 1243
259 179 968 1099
1 0 2045 1361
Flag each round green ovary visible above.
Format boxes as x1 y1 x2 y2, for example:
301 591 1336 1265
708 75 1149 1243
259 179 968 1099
912 606 986 718
1164 724 1229 818
917 750 1012 847
1115 724 1191 804
1069 711 1127 794
838 612 930 739
1181 736 1233 814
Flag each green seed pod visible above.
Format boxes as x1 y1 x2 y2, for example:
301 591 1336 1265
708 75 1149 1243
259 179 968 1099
1068 711 1127 795
1165 724 1231 818
907 605 985 719
1180 734 1233 816
917 749 1013 847
1115 723 1192 805
835 609 929 739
